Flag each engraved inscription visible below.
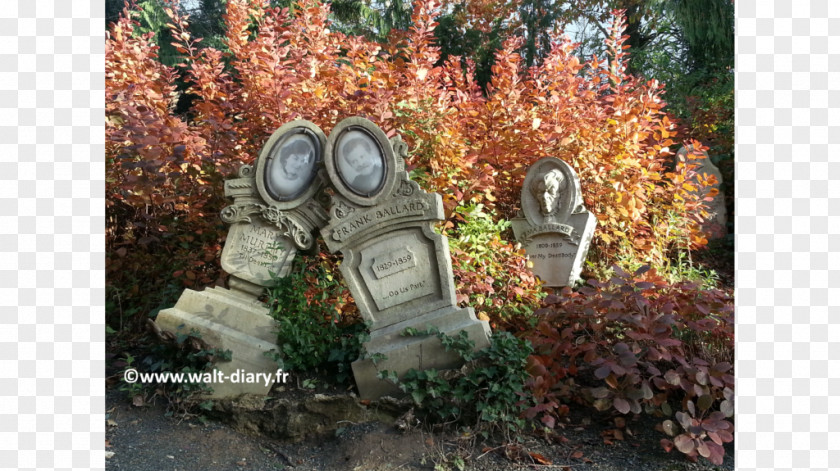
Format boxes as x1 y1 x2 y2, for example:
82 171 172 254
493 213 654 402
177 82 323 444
386 281 427 299
376 278 434 310
372 248 416 279
521 222 578 245
331 199 430 242
530 241 575 261
221 220 295 285
357 229 439 312
530 251 576 260
235 224 286 269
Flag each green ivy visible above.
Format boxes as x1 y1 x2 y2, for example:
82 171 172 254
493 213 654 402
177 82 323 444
379 329 534 435
264 255 370 384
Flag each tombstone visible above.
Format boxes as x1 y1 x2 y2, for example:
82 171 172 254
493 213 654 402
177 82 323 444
318 117 492 399
676 145 727 240
154 121 328 398
512 157 597 288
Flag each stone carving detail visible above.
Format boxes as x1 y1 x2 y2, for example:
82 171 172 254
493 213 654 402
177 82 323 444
390 135 408 160
393 179 417 197
259 206 314 249
512 157 597 288
334 199 356 219
219 202 261 225
238 164 254 178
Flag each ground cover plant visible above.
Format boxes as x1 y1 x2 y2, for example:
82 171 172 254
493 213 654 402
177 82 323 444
524 266 734 464
106 0 734 466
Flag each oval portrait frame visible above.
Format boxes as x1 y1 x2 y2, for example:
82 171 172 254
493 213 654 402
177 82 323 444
325 117 396 206
255 120 326 210
520 157 583 226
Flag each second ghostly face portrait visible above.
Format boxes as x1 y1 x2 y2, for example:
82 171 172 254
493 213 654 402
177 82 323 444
336 130 385 196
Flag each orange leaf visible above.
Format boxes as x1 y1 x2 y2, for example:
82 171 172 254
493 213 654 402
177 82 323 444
529 453 551 465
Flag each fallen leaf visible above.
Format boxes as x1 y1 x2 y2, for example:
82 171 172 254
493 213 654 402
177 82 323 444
132 395 144 407
105 451 115 459
571 451 584 459
529 452 551 465
106 419 117 427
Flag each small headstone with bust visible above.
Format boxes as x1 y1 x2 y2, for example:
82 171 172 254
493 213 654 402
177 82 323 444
512 157 597 288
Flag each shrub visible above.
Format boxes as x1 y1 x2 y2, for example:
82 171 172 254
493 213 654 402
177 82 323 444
524 265 734 465
379 329 534 436
119 328 232 415
443 204 542 329
106 0 717 331
264 254 368 384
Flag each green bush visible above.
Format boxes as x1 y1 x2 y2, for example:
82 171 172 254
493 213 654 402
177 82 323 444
444 204 543 329
264 255 369 384
119 329 232 416
379 329 533 436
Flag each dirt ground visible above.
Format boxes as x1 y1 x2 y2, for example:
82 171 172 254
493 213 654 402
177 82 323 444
105 385 734 471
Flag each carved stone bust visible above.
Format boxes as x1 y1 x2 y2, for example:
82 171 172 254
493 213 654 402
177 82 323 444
529 168 567 220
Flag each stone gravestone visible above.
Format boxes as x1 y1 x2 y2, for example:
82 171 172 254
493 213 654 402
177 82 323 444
676 145 727 240
512 157 597 288
318 117 492 399
155 121 328 398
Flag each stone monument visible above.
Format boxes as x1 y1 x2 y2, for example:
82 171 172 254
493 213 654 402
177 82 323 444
156 117 491 400
512 157 597 288
154 121 328 398
318 117 492 399
676 145 727 240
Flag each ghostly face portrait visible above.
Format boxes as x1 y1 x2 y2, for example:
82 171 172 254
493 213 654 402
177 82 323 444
530 169 566 216
336 130 384 195
266 134 317 200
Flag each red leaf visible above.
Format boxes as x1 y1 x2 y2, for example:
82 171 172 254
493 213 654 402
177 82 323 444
595 365 612 379
529 453 551 465
674 435 695 454
541 415 556 429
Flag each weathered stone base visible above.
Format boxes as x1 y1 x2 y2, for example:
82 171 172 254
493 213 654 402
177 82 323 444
154 287 280 399
351 307 491 399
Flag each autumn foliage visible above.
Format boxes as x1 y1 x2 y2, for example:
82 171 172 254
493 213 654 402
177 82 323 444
107 0 715 316
107 0 731 463
524 266 734 464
